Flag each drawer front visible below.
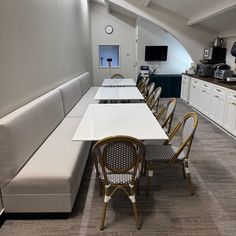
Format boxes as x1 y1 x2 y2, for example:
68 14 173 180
212 84 227 96
182 75 190 84
191 78 201 86
201 81 212 90
227 89 236 100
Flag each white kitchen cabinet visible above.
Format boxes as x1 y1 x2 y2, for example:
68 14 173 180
187 76 236 137
181 74 190 103
189 78 201 109
224 90 236 136
209 85 227 126
198 82 212 116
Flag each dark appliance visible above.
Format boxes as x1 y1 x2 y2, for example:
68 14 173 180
231 41 236 57
203 46 226 64
145 46 168 61
198 64 214 77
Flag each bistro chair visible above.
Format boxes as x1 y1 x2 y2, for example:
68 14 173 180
138 76 149 94
92 135 146 230
111 73 124 79
155 98 177 134
145 112 198 196
144 82 155 100
146 87 162 112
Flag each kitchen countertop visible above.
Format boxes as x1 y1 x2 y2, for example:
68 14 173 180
183 73 236 91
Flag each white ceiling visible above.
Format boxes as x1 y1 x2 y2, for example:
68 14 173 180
150 0 223 19
96 0 236 36
200 7 236 32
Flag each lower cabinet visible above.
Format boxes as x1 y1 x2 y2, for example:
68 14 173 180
224 90 236 136
187 76 235 137
181 74 190 102
209 86 227 126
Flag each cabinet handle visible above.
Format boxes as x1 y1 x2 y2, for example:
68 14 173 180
214 95 219 98
216 89 221 92
232 102 236 106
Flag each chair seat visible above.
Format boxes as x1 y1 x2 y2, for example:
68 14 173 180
106 173 135 184
98 165 141 185
145 145 186 162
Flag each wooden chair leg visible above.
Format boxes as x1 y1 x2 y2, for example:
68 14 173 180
132 202 141 230
100 202 108 230
182 162 186 179
136 181 140 196
146 161 153 196
184 160 194 195
100 181 104 196
130 186 141 230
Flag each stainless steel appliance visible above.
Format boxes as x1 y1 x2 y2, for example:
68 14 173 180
198 64 213 77
203 47 226 64
214 69 234 80
213 35 224 47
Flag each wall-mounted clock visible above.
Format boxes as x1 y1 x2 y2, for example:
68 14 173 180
105 25 113 34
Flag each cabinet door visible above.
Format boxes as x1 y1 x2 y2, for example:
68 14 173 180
224 94 236 135
210 92 226 125
181 79 186 101
190 79 201 109
181 75 189 102
199 88 211 115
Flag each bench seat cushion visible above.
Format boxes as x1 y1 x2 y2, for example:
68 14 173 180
0 89 64 188
79 72 93 95
2 117 91 213
59 76 82 116
66 87 99 117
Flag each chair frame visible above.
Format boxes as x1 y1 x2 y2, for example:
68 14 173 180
146 112 198 196
146 87 162 112
155 98 177 134
92 135 145 230
138 76 150 94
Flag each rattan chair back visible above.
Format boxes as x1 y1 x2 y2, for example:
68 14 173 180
156 98 177 134
166 112 198 164
92 136 145 184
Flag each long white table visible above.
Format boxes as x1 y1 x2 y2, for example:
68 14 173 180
102 78 136 87
72 103 168 141
94 87 144 101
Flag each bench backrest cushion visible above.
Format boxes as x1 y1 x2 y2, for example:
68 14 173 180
79 72 92 95
0 89 64 187
59 76 82 115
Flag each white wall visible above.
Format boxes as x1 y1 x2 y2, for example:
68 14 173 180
91 3 136 86
109 0 215 63
137 19 192 74
0 0 92 118
225 37 236 74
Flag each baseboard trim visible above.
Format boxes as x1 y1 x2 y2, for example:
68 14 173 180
5 212 70 220
191 107 236 140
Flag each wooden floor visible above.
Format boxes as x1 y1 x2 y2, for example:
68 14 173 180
1 99 236 236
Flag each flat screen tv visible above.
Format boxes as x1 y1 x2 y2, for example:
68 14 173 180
145 46 168 61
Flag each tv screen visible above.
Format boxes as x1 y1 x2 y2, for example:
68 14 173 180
145 46 168 61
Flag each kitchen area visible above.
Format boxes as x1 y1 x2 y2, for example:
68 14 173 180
181 35 236 137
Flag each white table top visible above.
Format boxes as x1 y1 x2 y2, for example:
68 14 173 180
102 78 136 87
94 87 144 101
72 103 168 141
